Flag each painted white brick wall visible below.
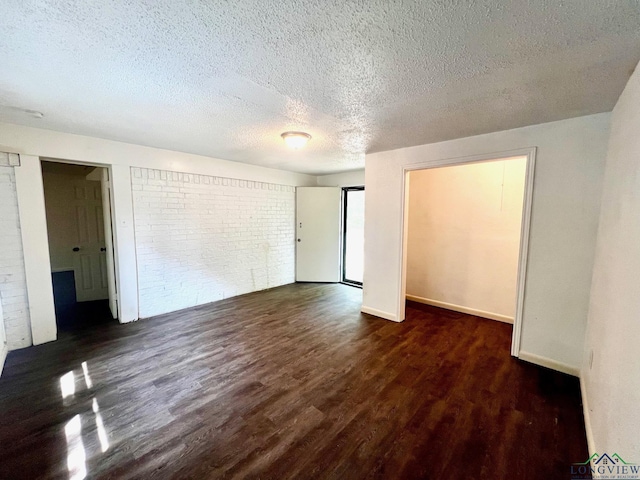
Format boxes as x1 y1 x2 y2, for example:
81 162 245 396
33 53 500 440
0 166 32 348
132 168 296 318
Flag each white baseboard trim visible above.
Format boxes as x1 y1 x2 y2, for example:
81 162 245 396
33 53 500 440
361 306 400 322
406 294 514 324
518 350 580 377
580 376 595 456
0 343 7 377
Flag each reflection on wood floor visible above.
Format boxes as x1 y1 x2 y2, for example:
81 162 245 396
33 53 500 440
0 283 588 479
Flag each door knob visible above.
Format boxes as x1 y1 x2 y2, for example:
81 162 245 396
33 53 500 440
100 247 106 252
297 239 301 242
72 247 80 252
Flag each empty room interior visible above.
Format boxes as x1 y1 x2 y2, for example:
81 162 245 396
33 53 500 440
0 2 639 479
405 157 527 330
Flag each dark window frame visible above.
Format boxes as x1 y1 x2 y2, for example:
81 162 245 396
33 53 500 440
341 186 365 288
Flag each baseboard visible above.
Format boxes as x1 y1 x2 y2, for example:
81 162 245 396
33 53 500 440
518 350 580 377
361 306 400 322
406 294 514 324
580 376 595 456
0 343 7 377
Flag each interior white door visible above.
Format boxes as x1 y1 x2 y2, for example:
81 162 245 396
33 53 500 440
71 177 110 302
296 187 342 282
101 169 118 318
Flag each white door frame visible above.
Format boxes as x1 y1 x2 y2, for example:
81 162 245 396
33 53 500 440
16 155 133 345
100 168 118 319
42 158 119 307
398 147 536 357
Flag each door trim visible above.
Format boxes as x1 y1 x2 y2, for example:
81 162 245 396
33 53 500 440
15 156 125 346
14 155 57 345
398 147 536 358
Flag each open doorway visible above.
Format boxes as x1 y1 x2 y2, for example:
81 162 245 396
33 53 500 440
403 155 530 350
341 187 364 287
41 160 118 332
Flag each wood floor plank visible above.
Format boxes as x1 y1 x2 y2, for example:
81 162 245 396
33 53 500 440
0 283 589 479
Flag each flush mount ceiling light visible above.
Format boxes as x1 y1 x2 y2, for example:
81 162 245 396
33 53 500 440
281 131 311 149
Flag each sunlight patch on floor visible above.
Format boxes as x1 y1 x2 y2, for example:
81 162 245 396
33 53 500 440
60 371 75 399
81 362 92 389
61 362 110 479
64 415 86 480
92 398 109 453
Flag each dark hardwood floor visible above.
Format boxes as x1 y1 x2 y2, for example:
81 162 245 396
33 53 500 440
0 283 588 479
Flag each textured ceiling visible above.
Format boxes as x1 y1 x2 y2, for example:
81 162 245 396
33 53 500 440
1 1 639 175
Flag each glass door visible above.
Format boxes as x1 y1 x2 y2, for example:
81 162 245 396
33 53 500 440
342 187 365 286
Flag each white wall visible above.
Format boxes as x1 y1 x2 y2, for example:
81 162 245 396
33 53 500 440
0 122 316 349
581 64 640 459
0 261 8 374
42 171 77 272
0 296 4 346
0 160 31 349
42 169 101 272
363 113 609 373
132 167 295 317
316 169 365 187
406 158 526 322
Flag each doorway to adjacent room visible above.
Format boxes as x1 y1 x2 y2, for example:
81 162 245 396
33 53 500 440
398 149 535 356
41 160 118 332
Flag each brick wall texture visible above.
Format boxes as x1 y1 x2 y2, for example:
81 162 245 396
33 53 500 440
0 166 31 348
131 167 296 318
